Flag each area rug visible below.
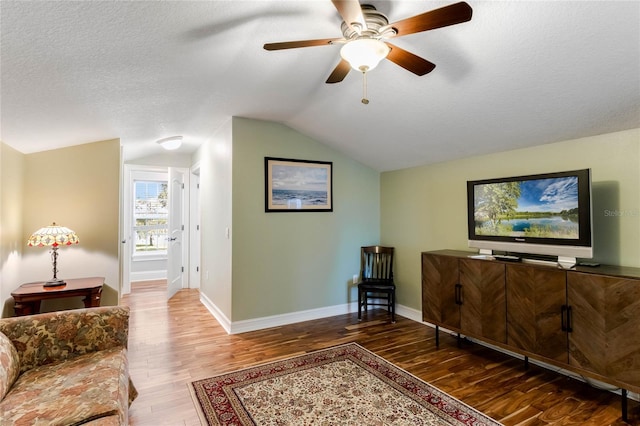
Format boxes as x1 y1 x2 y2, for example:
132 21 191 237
190 343 502 426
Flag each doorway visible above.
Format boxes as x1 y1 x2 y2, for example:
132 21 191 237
122 164 191 297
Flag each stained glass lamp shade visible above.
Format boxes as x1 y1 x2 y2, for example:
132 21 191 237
27 223 79 287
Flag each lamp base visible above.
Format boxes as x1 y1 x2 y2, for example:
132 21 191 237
43 279 66 288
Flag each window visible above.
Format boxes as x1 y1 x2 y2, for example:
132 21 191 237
133 180 168 254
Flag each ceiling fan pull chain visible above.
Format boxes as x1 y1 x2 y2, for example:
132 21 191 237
361 71 369 105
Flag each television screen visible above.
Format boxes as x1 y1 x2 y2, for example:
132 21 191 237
474 175 579 239
467 169 592 259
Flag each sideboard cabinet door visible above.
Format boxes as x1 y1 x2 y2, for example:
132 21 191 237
506 263 568 363
568 272 640 387
422 253 461 330
459 258 506 344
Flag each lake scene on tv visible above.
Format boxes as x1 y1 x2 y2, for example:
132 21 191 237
474 176 579 239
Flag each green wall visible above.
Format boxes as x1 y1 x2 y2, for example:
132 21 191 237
230 118 380 321
381 128 640 312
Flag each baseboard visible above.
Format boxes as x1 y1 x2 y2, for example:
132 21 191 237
395 304 422 323
199 292 232 334
130 270 166 282
229 302 361 334
199 293 421 335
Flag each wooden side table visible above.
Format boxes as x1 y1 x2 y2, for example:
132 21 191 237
11 276 104 316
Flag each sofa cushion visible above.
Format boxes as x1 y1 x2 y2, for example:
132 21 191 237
0 347 129 425
0 306 130 374
0 332 20 400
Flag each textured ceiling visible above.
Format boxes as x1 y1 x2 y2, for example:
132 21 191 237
1 1 639 171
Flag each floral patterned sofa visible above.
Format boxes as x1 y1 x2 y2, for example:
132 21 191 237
0 306 137 425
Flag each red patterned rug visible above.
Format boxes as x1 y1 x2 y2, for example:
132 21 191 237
190 342 502 425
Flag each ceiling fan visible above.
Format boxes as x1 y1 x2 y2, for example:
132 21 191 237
264 0 473 101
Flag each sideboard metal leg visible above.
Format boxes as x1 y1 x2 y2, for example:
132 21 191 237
622 389 628 422
435 325 440 347
524 356 529 370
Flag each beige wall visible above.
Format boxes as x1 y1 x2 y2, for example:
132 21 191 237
0 139 121 315
196 118 234 321
0 144 25 316
381 128 640 312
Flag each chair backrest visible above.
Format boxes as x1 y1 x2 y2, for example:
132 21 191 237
360 246 394 282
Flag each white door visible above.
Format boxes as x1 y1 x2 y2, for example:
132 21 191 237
190 165 201 289
167 168 186 300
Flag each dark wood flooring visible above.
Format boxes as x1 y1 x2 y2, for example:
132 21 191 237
122 281 639 425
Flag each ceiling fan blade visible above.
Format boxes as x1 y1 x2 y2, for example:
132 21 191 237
385 43 436 76
264 38 343 50
389 2 472 37
326 59 351 84
331 0 367 32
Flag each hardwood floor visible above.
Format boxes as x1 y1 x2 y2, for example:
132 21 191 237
122 281 639 425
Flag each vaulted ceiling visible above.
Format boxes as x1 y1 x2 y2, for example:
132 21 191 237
2 1 639 171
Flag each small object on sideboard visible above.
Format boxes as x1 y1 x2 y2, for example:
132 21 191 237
578 261 600 267
492 254 521 262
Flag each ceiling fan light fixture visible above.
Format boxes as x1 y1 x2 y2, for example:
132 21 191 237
340 38 390 72
156 136 183 150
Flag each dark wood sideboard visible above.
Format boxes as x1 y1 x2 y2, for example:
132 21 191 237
421 250 640 421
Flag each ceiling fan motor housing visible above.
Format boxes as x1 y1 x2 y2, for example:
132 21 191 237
340 5 397 40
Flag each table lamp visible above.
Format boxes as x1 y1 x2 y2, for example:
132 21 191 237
27 222 79 287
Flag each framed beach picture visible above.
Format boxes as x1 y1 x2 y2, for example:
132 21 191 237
265 157 333 212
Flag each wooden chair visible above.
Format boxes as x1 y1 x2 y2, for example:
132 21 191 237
358 246 395 323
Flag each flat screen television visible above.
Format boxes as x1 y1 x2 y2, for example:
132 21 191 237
467 169 593 264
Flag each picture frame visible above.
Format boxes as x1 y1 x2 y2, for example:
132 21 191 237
265 157 333 212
